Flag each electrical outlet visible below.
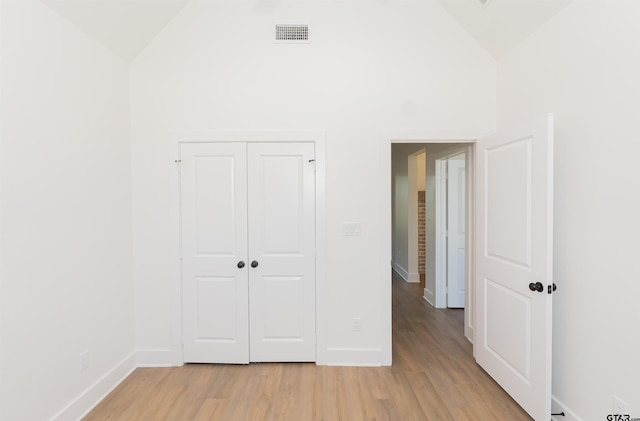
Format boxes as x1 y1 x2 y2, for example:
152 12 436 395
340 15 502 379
352 317 362 332
80 351 89 372
613 396 629 415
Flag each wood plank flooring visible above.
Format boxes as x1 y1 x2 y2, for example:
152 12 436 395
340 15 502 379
85 272 532 420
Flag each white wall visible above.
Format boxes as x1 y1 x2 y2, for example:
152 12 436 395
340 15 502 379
498 1 640 418
392 143 459 289
391 144 425 281
0 2 134 420
131 1 495 364
416 151 426 192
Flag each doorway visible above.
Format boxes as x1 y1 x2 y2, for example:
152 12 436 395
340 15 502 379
390 142 474 342
383 118 554 419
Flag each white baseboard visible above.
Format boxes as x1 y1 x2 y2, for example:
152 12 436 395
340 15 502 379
51 352 136 421
48 344 392 421
423 288 435 306
407 272 420 283
392 263 409 282
323 348 385 366
552 396 583 421
136 348 181 367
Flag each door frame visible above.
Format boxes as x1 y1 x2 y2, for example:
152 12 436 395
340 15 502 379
381 129 490 364
169 131 327 365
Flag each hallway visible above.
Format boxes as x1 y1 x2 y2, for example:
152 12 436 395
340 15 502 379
85 273 531 420
389 271 531 420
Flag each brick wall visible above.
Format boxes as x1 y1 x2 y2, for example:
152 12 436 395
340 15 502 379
418 191 425 275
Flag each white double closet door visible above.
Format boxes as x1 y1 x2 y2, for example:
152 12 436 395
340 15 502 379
180 142 316 364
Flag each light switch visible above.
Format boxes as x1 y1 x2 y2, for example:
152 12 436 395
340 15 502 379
342 223 362 236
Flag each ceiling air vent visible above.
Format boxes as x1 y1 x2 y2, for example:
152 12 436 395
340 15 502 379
274 24 310 43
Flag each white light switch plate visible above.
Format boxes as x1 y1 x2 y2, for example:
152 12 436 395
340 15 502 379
342 223 362 236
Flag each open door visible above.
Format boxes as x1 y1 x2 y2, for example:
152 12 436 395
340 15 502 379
447 155 466 308
475 114 554 420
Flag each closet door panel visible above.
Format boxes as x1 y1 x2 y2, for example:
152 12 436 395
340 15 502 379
247 142 316 362
180 142 249 363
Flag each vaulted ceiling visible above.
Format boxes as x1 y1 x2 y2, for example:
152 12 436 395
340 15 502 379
436 0 572 57
42 0 573 62
42 0 190 62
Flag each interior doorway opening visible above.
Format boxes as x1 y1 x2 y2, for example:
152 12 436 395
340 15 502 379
384 118 553 418
391 142 474 342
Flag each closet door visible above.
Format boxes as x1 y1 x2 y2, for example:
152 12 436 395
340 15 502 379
247 143 316 362
181 143 249 363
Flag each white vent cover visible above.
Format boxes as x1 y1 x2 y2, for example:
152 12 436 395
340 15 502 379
275 24 310 43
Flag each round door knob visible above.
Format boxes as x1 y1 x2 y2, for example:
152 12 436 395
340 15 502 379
528 282 544 293
237 261 245 269
250 260 259 268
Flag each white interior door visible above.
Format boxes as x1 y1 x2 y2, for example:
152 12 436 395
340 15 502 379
475 114 554 420
447 155 466 308
181 141 316 364
180 143 249 364
247 143 316 362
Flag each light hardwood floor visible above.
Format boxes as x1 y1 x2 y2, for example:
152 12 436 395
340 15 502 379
85 272 532 420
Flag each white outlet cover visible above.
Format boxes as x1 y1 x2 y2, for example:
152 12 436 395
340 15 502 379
352 317 362 331
80 351 89 372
